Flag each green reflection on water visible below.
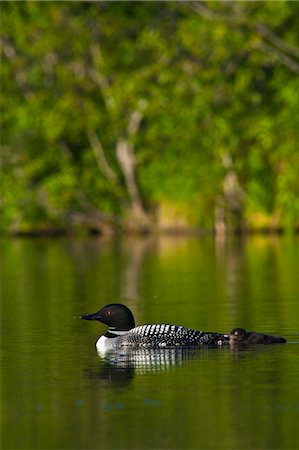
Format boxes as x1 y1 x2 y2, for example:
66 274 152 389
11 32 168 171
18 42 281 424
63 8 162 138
1 236 299 449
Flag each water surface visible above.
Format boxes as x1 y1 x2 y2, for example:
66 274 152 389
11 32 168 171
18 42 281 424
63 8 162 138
1 235 298 449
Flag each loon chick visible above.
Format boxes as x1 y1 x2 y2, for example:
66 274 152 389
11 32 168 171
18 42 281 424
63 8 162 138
229 328 286 345
81 303 229 351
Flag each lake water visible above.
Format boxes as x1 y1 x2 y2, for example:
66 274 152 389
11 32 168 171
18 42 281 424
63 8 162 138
1 235 299 449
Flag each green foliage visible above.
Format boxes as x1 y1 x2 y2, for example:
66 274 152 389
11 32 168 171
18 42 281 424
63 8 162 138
1 2 299 233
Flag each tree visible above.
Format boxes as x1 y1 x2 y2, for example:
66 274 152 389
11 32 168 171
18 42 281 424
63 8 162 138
1 2 299 234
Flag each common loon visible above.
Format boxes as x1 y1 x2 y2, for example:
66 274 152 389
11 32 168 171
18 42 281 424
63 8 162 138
229 328 286 345
81 303 229 350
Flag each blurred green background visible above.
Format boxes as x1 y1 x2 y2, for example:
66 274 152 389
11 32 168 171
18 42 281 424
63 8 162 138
1 2 299 235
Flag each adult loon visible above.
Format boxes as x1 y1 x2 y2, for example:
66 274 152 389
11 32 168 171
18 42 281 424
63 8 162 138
81 303 229 350
229 328 286 345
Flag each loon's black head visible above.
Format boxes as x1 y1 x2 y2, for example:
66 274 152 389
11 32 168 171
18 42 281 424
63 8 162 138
229 327 247 342
81 304 135 331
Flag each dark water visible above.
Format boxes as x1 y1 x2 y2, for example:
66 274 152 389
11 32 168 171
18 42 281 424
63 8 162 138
1 235 299 450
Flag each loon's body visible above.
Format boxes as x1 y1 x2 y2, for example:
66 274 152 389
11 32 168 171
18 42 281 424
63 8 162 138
81 304 229 350
95 324 227 351
229 328 286 345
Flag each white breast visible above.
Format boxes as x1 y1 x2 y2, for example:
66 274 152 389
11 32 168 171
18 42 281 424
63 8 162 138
96 335 114 351
96 329 130 351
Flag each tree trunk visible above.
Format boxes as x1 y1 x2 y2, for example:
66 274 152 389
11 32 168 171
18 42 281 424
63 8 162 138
116 137 148 221
215 154 245 235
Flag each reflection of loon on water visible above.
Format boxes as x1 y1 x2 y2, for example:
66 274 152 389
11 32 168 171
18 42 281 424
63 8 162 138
84 347 218 386
84 359 135 388
81 303 229 350
98 347 209 374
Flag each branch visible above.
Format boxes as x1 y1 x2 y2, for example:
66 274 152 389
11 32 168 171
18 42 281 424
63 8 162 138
1 37 16 60
256 41 299 74
190 2 233 22
88 44 117 114
128 111 143 136
86 130 117 183
255 23 299 60
190 1 299 74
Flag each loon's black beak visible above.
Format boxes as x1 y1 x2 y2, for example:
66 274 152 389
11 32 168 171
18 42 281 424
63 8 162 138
81 311 102 321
